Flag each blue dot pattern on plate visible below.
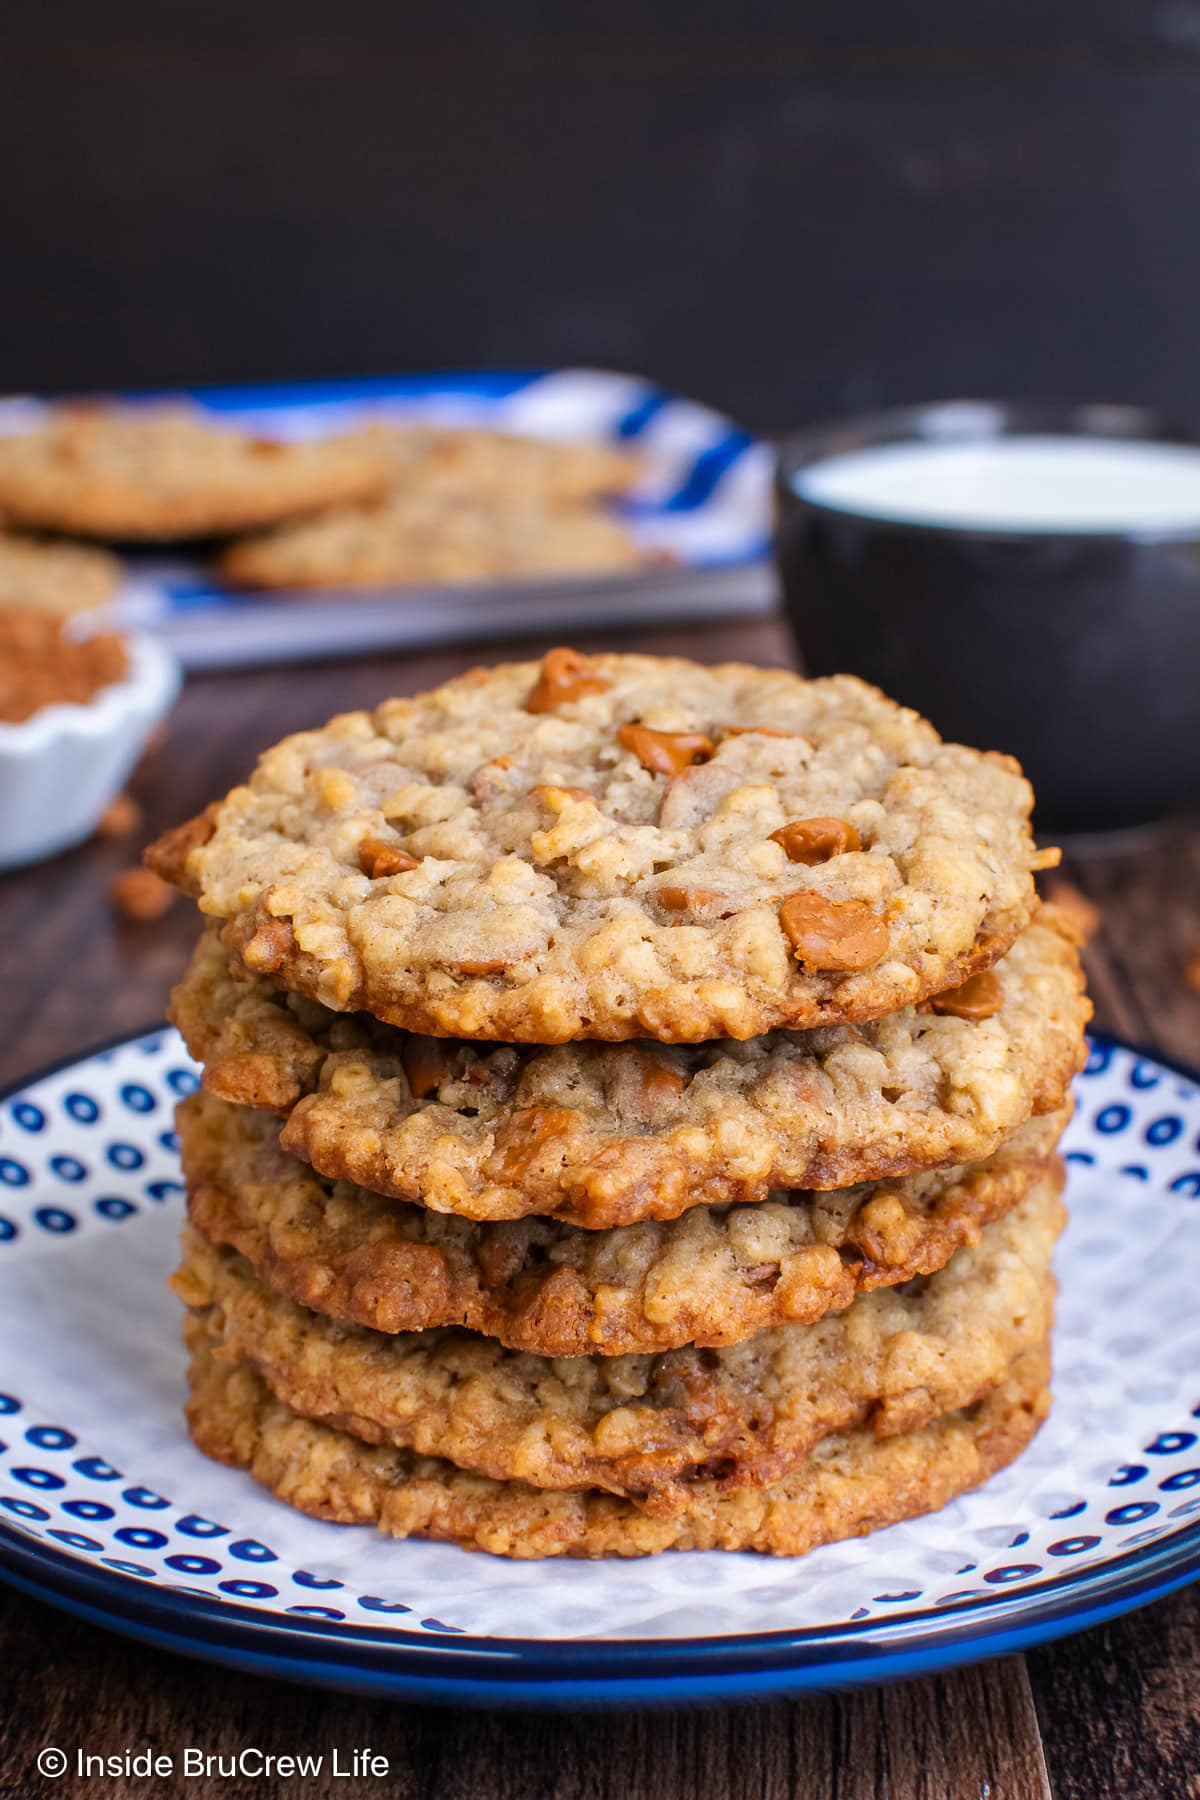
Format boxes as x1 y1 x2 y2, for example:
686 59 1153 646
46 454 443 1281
0 1028 1198 1646
0 1036 204 1251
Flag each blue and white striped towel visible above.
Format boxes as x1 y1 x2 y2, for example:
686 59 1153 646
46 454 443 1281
0 369 775 669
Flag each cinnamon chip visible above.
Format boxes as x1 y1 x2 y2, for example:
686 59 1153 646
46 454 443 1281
778 892 888 971
401 1035 455 1099
770 818 861 865
489 1107 578 1181
222 899 295 975
110 867 175 922
617 724 715 777
657 886 737 916
530 784 596 805
358 835 419 879
928 969 1004 1021
630 1053 686 1108
524 647 610 713
96 792 143 839
1184 950 1200 994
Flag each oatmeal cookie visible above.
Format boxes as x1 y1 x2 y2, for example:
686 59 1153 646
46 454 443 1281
179 1089 1066 1355
219 425 642 588
384 425 641 506
0 405 394 540
174 1177 1060 1513
173 910 1085 1223
0 530 121 614
219 493 644 590
184 1327 1050 1558
148 653 1046 1043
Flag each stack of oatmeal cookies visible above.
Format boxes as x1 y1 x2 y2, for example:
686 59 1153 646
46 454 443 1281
150 650 1090 1559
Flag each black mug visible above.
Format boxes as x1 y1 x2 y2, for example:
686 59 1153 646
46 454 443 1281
774 401 1200 834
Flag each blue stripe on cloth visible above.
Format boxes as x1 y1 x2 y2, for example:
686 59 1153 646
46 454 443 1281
615 427 759 518
159 582 237 609
613 391 670 440
658 429 757 512
122 372 544 411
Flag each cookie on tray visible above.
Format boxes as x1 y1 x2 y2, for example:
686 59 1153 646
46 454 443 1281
0 530 122 614
171 909 1087 1225
179 1087 1066 1357
184 1327 1051 1559
0 405 395 540
383 425 641 506
219 492 645 590
174 1174 1061 1514
148 652 1050 1043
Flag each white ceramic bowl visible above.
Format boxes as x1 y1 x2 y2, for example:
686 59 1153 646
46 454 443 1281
0 631 181 870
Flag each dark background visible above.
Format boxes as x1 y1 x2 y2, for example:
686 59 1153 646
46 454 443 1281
2 2 1197 431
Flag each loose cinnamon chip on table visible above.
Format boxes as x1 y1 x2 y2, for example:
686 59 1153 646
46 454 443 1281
110 867 175 921
401 1035 455 1099
95 792 143 839
358 835 419 879
928 969 1004 1021
770 817 862 865
778 891 888 971
617 724 715 777
524 647 611 713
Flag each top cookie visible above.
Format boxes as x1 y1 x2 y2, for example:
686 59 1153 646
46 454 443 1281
0 406 394 540
149 652 1045 1043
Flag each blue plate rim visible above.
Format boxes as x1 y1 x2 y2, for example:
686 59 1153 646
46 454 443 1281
1 1023 1198 1706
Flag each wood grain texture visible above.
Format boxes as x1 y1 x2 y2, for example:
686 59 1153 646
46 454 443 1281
0 611 1196 1798
0 1581 1053 1800
1029 1584 1200 1800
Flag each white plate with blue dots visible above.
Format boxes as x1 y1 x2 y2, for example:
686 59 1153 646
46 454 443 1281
0 1028 1197 1708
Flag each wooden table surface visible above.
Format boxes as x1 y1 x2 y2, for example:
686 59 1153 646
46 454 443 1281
1 613 1198 1800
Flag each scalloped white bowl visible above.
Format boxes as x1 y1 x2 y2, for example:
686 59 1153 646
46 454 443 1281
0 631 180 870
